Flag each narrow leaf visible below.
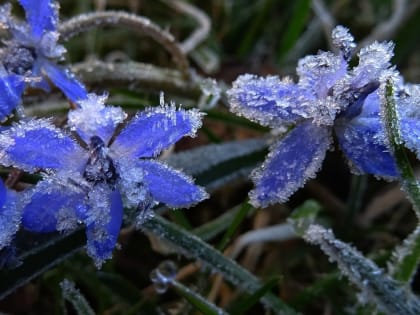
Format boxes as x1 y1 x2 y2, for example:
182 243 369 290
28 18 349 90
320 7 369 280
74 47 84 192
60 279 95 315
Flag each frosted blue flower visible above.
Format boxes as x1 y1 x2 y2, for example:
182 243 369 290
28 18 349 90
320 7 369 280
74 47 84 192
0 179 22 251
0 0 87 120
227 26 417 207
0 94 208 266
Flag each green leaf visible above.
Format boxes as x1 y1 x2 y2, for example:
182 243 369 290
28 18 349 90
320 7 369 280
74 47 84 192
277 0 311 62
217 202 252 250
228 277 280 315
0 229 86 300
171 279 229 315
142 215 297 315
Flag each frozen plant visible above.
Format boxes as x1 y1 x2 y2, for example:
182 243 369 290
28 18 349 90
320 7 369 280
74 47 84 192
227 25 420 207
0 93 208 267
0 179 21 251
0 0 87 120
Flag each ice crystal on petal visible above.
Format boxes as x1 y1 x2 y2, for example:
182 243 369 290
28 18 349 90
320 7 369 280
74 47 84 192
297 51 347 98
227 74 313 127
228 25 409 207
0 0 87 110
10 94 207 266
0 118 86 172
0 183 22 250
351 42 395 88
68 94 127 144
331 25 355 60
250 122 331 207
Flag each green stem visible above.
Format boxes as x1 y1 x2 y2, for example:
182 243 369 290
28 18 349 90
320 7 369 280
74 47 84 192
383 79 420 215
142 215 297 315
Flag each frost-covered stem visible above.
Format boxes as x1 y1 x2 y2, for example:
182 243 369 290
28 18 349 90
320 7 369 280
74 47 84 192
382 79 420 216
170 279 229 315
311 0 335 50
163 0 211 54
71 60 201 97
60 279 95 315
141 215 297 315
388 225 420 282
58 11 190 77
358 0 409 48
302 224 420 315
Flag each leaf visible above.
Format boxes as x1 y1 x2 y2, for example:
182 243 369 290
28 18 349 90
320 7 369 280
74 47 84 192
142 215 297 315
171 279 229 315
60 279 95 315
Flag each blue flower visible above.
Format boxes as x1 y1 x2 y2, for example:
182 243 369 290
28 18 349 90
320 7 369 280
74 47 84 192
0 179 21 251
0 0 87 120
227 26 418 207
0 94 208 266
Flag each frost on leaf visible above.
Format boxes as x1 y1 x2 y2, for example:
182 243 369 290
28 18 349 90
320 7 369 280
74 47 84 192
250 122 331 207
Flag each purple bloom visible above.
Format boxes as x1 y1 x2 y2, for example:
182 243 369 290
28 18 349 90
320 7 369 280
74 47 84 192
0 179 21 251
0 0 87 120
227 26 418 207
0 94 208 266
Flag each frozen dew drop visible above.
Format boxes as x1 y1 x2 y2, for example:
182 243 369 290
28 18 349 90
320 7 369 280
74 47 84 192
150 260 178 294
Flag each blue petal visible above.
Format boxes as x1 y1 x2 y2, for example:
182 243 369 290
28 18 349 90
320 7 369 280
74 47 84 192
85 188 123 267
41 61 88 102
0 190 21 250
18 0 58 40
249 122 331 207
135 160 208 208
335 117 398 177
22 179 86 232
0 74 25 120
227 74 314 127
297 52 347 98
0 119 87 172
111 106 203 159
68 94 126 144
400 117 420 160
0 179 6 209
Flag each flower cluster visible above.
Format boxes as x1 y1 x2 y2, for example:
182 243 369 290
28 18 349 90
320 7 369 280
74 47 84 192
227 26 420 207
0 0 207 267
0 0 87 120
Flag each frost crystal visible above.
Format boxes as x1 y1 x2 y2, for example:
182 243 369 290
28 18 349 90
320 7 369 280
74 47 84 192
227 25 416 207
6 94 207 266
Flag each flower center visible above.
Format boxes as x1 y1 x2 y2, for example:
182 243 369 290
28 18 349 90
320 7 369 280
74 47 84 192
83 136 118 186
2 45 36 75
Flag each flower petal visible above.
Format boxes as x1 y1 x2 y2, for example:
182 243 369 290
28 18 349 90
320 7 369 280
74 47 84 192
21 178 86 232
68 94 126 144
297 51 347 98
0 73 25 120
400 117 420 160
227 74 313 127
0 118 87 172
250 122 331 207
0 179 6 209
41 61 88 102
18 0 58 40
111 105 203 159
335 117 398 177
135 160 208 208
0 189 21 250
85 187 123 268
